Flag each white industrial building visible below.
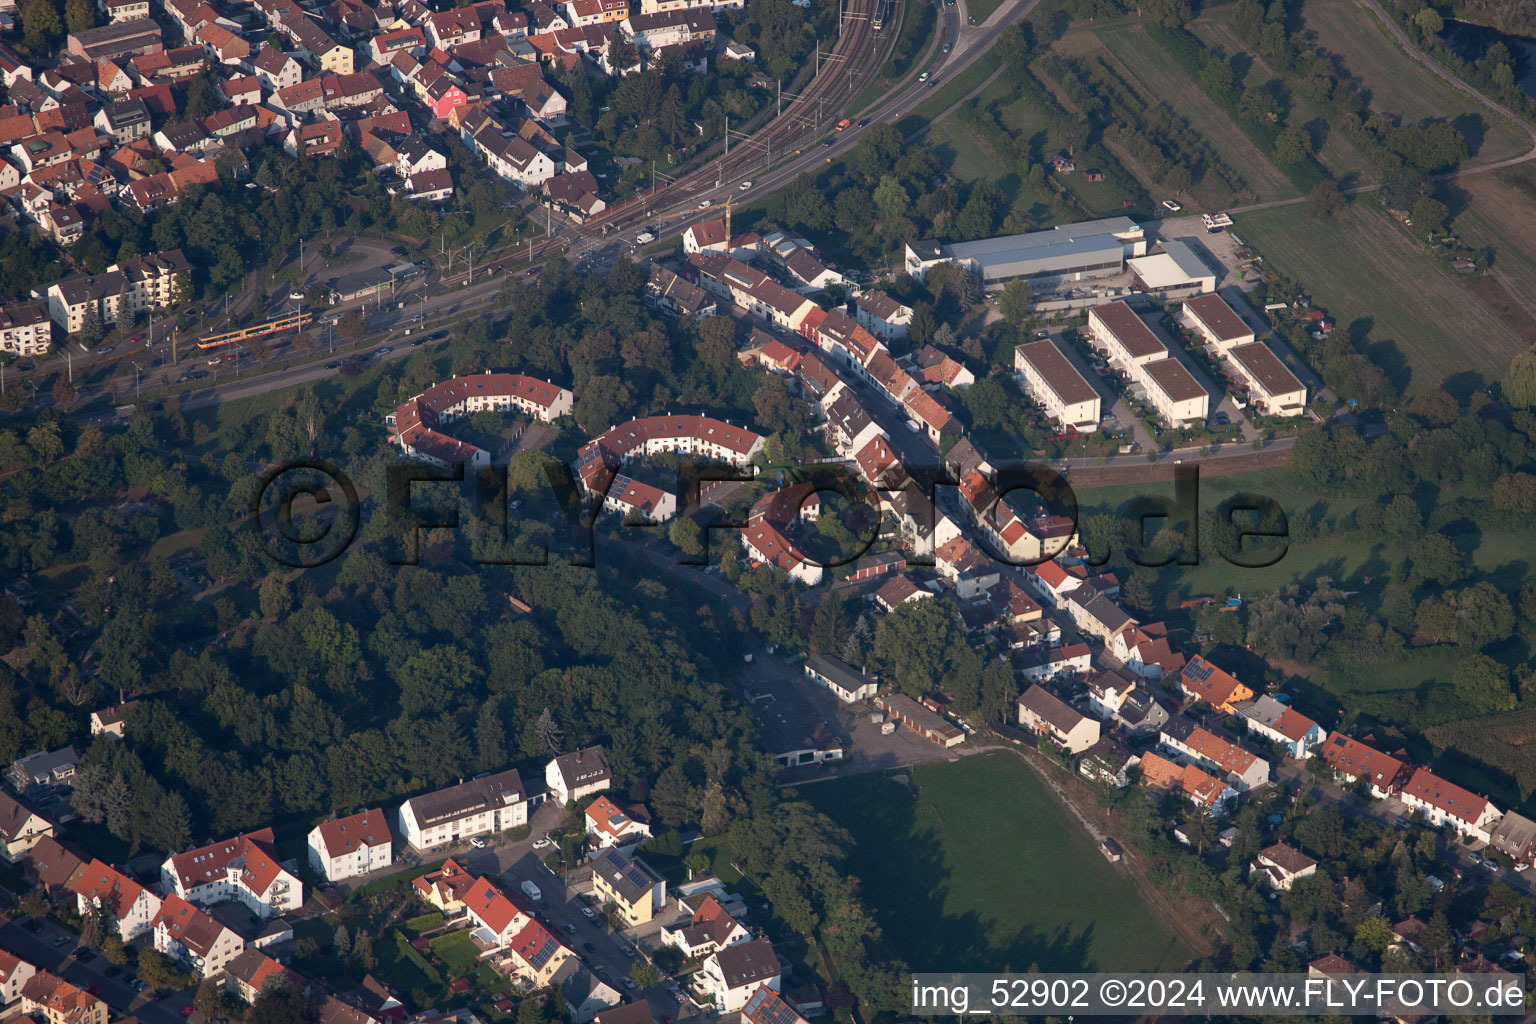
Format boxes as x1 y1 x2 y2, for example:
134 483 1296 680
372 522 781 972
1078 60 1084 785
903 217 1146 289
1126 238 1216 295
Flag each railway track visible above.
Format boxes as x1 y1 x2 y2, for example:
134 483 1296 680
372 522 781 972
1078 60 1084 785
448 0 893 282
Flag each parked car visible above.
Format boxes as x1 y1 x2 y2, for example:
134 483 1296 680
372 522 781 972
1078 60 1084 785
98 346 116 355
904 419 920 433
563 924 577 935
325 362 340 370
532 836 552 849
469 837 486 848
580 907 596 919
583 943 597 953
623 978 636 990
289 292 305 301
1162 200 1182 212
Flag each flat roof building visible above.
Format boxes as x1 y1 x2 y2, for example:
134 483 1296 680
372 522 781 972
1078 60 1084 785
1014 340 1101 433
1140 358 1208 426
1225 343 1307 417
1087 300 1166 370
904 218 1146 289
1127 238 1215 295
1182 293 1254 351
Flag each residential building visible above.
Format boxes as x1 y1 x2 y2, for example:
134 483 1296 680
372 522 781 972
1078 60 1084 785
1086 301 1166 375
1160 718 1270 792
1014 341 1100 433
661 894 750 958
40 250 187 334
88 700 139 738
463 875 531 949
1178 655 1253 713
410 857 476 913
68 859 161 940
594 1003 656 1024
1139 357 1208 426
504 915 572 986
100 0 150 22
161 828 301 918
1250 843 1316 891
1400 767 1500 841
153 893 245 978
7 747 78 798
1225 342 1307 417
699 938 779 1012
803 655 878 703
589 848 665 926
1078 736 1138 788
397 769 529 852
23 835 85 896
22 972 106 1024
0 951 36 1005
0 299 50 356
306 808 391 882
584 796 651 850
1016 684 1100 754
92 97 151 142
741 986 809 1024
393 372 573 466
1489 811 1536 866
1239 695 1325 759
1137 750 1236 816
0 791 52 863
853 290 912 341
1314 732 1408 798
546 746 612 805
224 950 305 1004
1181 293 1253 351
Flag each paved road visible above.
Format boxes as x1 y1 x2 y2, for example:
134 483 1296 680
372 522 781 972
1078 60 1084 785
0 917 190 1024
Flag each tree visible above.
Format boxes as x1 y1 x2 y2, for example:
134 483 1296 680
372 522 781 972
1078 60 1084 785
630 961 661 989
1452 653 1514 714
1121 571 1154 614
138 948 192 993
195 980 225 1021
1274 125 1311 165
668 516 703 557
979 659 1016 723
52 375 76 407
351 931 376 970
332 924 351 960
248 979 319 1024
1506 349 1536 409
1309 179 1345 218
535 707 563 759
998 279 1032 325
338 311 366 342
1413 6 1443 33
64 0 93 32
18 889 47 920
21 0 61 52
872 176 909 223
1411 196 1449 237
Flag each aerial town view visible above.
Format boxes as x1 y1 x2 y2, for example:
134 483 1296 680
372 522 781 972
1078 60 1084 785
3 0 1536 1014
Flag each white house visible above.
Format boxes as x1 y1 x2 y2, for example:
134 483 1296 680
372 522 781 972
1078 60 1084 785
306 808 391 883
546 746 612 805
699 938 779 1012
397 769 528 853
661 894 750 959
1239 695 1325 759
584 795 651 850
0 951 37 1005
1400 768 1501 842
68 860 161 941
1016 684 1100 754
161 828 301 918
1249 843 1317 892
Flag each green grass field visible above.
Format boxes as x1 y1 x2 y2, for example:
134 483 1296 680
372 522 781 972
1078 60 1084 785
1236 202 1529 391
1301 0 1531 164
801 754 1193 972
429 931 483 977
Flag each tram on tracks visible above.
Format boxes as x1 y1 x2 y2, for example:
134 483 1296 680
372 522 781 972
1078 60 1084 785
195 311 314 350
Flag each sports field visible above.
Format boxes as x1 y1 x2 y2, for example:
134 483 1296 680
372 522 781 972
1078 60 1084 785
801 753 1193 972
1301 0 1531 164
1236 201 1530 390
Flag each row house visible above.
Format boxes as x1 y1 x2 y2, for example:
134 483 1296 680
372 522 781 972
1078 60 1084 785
460 110 555 186
370 26 426 64
306 808 391 882
68 859 161 940
320 70 386 109
1014 340 1100 433
1178 654 1253 714
0 950 38 1004
425 7 483 49
622 8 713 50
601 473 676 522
197 22 251 63
100 0 150 23
1239 695 1325 759
249 46 303 92
646 264 715 318
273 78 326 115
93 96 151 142
1015 641 1091 683
161 827 302 918
0 299 51 356
568 0 628 25
490 64 567 123
153 894 245 979
1138 750 1236 817
854 290 912 341
397 768 529 852
1400 767 1501 842
40 248 187 334
1085 667 1169 736
392 370 573 465
635 0 742 14
221 76 261 105
285 17 353 74
1159 717 1270 792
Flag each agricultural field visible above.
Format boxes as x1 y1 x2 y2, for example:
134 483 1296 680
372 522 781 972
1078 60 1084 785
1301 0 1532 164
1446 164 1536 325
1092 26 1299 202
1236 201 1532 390
801 753 1194 972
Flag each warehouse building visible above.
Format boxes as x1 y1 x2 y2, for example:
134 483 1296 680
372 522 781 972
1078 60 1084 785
1140 358 1209 426
1182 293 1254 351
1014 340 1101 433
1225 342 1307 417
903 217 1146 289
1126 238 1215 296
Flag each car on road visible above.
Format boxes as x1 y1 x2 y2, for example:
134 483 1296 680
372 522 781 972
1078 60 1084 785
623 978 636 990
392 246 409 257
411 338 427 346
1162 199 1182 212
739 181 752 190
904 419 920 433
622 947 636 958
918 71 929 81
698 199 712 209
182 1007 194 1017
325 362 340 369
206 357 222 366
532 837 552 849
583 943 597 953
128 334 144 345
525 267 540 276
835 118 851 131
580 907 596 919
822 138 834 147
72 949 93 961
469 837 486 848
52 937 69 946
563 924 577 935
928 77 938 85
943 42 951 51
289 292 305 301
99 346 116 355
373 347 393 356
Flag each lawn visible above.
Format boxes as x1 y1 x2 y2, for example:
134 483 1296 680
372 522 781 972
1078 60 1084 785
800 754 1193 972
376 929 443 998
429 930 483 977
1301 0 1531 165
1236 201 1529 391
966 0 1004 24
